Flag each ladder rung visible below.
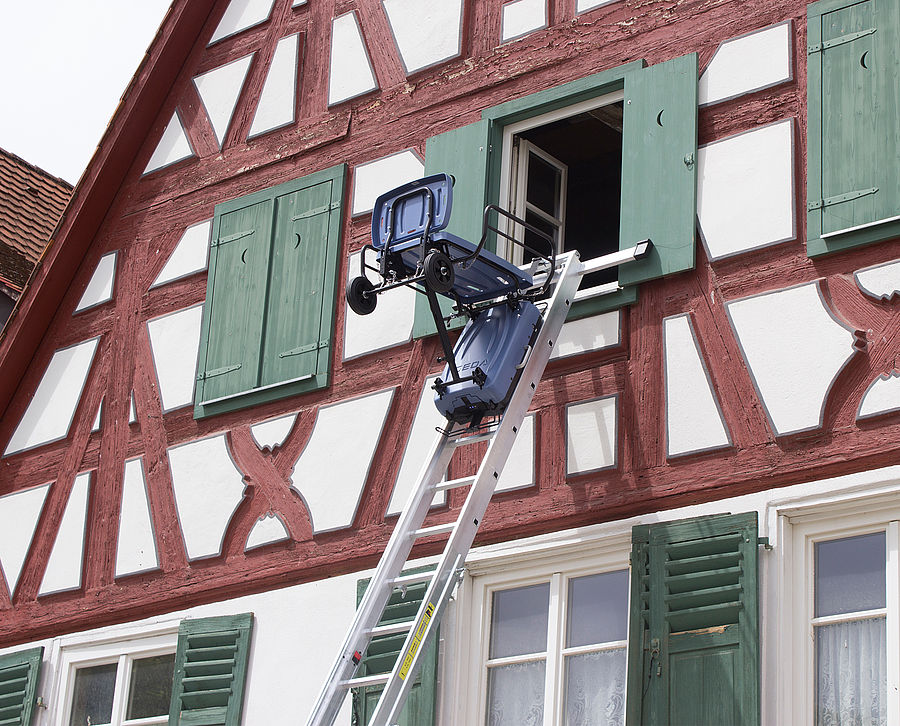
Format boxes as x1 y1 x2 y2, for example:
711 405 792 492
449 429 497 447
389 571 433 587
368 620 414 637
412 522 456 539
434 475 475 492
343 673 390 689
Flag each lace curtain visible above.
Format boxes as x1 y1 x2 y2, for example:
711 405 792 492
817 617 886 726
487 660 546 726
564 648 626 726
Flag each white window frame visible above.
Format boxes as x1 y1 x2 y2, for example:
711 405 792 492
497 88 625 299
44 621 179 726
509 139 568 264
450 533 630 726
779 500 900 725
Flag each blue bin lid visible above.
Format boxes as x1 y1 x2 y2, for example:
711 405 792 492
371 173 454 249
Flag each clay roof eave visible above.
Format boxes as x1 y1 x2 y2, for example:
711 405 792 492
0 0 218 422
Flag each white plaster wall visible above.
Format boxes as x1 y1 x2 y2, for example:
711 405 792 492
4 337 100 457
726 282 859 436
663 314 731 458
245 513 290 550
858 372 900 420
0 483 50 597
146 304 203 412
381 0 463 74
351 150 425 216
250 413 298 451
74 252 117 312
194 54 255 148
92 399 103 432
151 220 212 288
167 434 246 560
502 0 547 42
387 376 447 516
209 0 276 44
567 395 617 475
116 458 160 578
249 33 299 138
290 388 395 533
698 119 795 260
854 258 900 300
328 12 378 106
699 22 792 106
495 413 535 492
343 251 416 360
143 112 194 175
550 311 620 359
576 0 616 12
39 473 91 596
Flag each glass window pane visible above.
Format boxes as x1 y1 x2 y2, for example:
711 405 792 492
486 660 546 726
490 583 550 659
526 152 561 216
126 654 176 719
816 617 886 726
523 209 559 260
69 663 117 726
567 570 628 648
564 648 626 726
815 532 885 617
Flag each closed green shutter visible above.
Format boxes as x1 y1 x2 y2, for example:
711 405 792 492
352 568 438 726
195 164 346 418
0 647 43 726
169 613 253 726
807 0 900 256
626 513 760 726
618 53 698 287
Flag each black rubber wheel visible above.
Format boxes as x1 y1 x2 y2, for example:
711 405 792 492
346 276 377 315
424 250 455 293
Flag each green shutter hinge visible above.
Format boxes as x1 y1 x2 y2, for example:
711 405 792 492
683 152 694 168
197 363 242 380
758 537 772 550
292 201 341 221
808 186 878 211
279 340 329 358
808 26 876 54
212 229 256 247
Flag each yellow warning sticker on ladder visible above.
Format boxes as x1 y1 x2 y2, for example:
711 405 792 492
398 602 435 680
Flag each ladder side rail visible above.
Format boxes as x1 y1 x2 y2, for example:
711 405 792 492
370 252 585 726
305 422 462 726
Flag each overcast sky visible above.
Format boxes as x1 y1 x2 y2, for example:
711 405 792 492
0 1 173 185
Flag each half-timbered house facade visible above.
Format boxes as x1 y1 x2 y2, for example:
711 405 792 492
0 0 898 723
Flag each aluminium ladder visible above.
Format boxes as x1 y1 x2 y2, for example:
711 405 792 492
306 241 650 726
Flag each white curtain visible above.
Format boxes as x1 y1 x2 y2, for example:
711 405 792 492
487 660 546 726
564 648 626 726
816 617 886 726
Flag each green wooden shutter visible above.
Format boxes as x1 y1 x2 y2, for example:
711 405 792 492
352 568 438 726
807 0 900 256
0 647 43 726
261 179 338 387
198 198 273 405
618 53 698 287
626 513 760 726
169 613 253 726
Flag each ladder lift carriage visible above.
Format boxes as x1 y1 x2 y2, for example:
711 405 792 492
310 173 651 726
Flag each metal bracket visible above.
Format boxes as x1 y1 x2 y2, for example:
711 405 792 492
212 229 255 247
197 363 241 381
292 201 342 221
808 187 878 211
808 26 875 54
279 341 329 358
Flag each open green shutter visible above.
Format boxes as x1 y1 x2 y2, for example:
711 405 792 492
618 53 698 287
807 0 900 256
414 120 493 339
352 568 438 726
261 179 338 387
198 198 273 405
626 513 759 726
0 647 43 726
169 613 253 726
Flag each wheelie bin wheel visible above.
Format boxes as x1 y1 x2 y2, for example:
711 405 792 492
424 250 454 293
346 276 377 315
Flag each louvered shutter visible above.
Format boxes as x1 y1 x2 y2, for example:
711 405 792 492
352 568 438 726
0 647 42 726
626 513 760 726
806 0 900 255
618 53 698 287
169 613 253 726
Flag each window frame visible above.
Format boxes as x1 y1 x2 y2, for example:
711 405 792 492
453 545 631 725
193 163 347 419
787 509 900 724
